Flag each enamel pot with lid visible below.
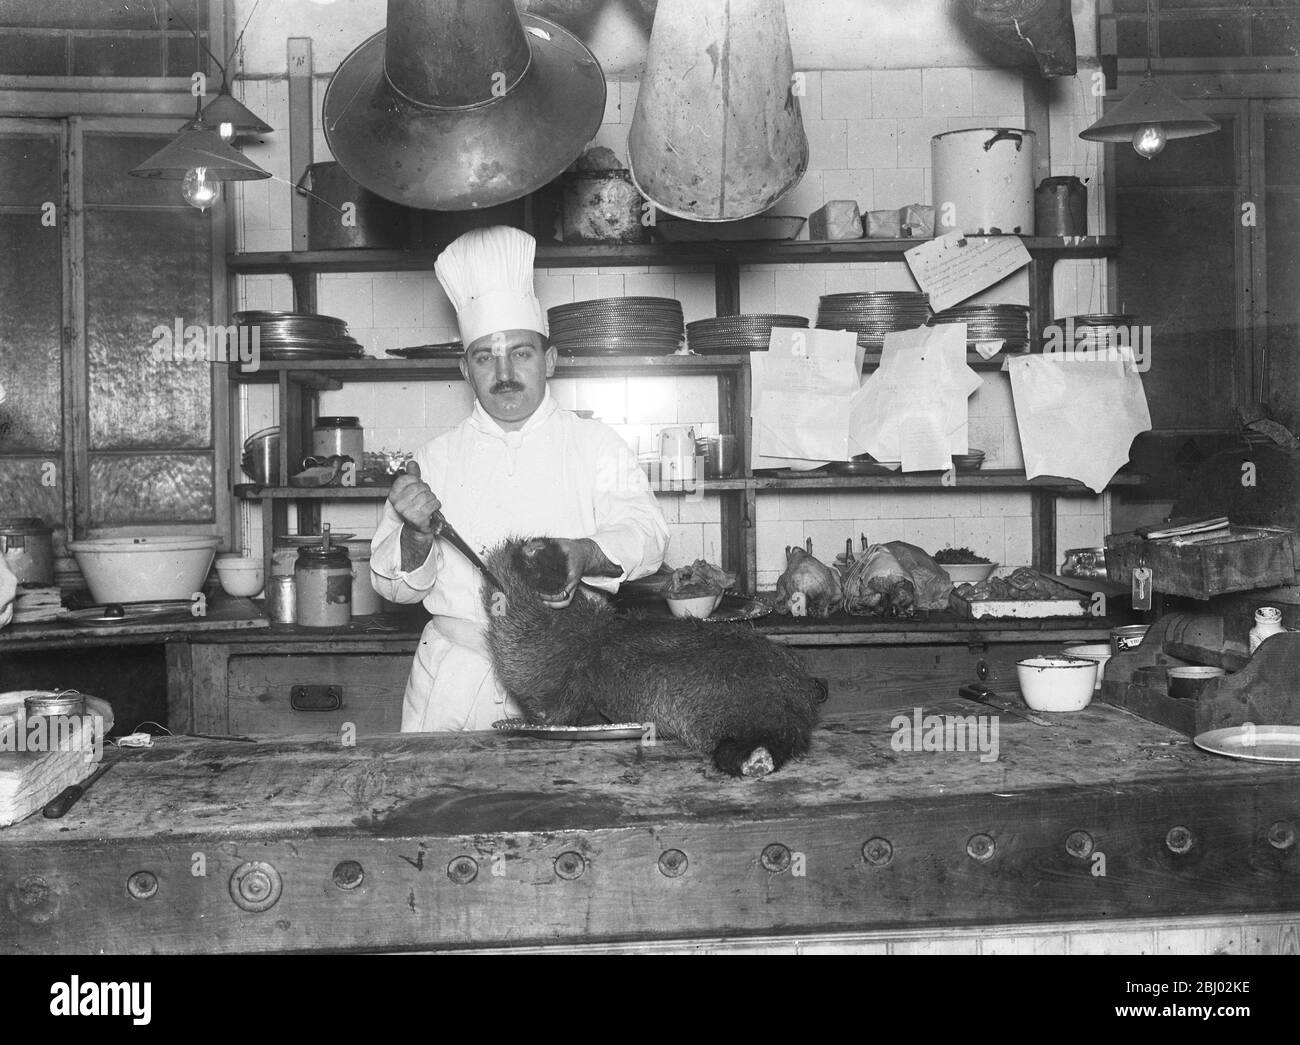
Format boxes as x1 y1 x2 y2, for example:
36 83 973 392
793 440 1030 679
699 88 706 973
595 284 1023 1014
0 517 54 585
932 127 1036 236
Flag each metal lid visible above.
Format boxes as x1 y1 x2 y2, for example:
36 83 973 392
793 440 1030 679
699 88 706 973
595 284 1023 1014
295 545 350 567
314 416 361 428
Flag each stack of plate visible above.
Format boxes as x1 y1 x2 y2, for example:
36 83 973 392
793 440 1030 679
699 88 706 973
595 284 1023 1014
234 311 365 361
547 297 685 356
815 292 932 348
685 314 807 354
11 584 65 624
953 448 986 472
927 304 1029 349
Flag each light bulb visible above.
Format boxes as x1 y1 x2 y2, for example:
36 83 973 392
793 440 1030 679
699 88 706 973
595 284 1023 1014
217 121 235 143
1132 124 1167 159
182 167 221 211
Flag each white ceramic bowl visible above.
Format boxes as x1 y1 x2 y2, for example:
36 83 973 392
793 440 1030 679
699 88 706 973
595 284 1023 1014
1016 654 1098 712
667 593 723 619
944 562 999 585
1063 642 1113 692
68 535 220 604
214 554 265 598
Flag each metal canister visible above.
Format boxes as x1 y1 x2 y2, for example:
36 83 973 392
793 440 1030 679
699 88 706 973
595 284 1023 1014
266 575 298 624
342 538 381 616
24 690 87 720
1035 175 1087 237
932 128 1036 235
294 545 352 628
312 416 364 464
0 517 55 585
1111 624 1150 655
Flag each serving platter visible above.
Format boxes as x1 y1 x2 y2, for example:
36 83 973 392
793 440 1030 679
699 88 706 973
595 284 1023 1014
1193 724 1300 763
492 719 648 741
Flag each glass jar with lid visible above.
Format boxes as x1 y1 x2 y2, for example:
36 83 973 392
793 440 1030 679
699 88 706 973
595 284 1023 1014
312 416 364 464
294 544 352 627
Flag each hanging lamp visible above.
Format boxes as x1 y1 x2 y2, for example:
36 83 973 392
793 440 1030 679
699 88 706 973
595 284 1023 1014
130 100 271 211
1079 0 1218 159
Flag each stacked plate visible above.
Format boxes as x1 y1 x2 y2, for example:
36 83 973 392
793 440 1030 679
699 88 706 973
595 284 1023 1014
953 448 986 472
547 297 685 356
234 311 365 361
927 304 1029 349
685 314 808 354
815 292 932 348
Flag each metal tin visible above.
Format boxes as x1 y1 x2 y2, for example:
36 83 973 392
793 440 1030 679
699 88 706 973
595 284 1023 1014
312 416 364 464
342 538 381 616
294 545 352 628
266 575 298 624
932 128 1036 236
1111 624 1150 655
0 516 55 585
1035 175 1087 237
24 690 87 719
1060 546 1107 579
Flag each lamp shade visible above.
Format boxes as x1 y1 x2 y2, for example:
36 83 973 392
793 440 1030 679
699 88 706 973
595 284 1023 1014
129 126 271 181
1080 74 1220 142
196 91 273 139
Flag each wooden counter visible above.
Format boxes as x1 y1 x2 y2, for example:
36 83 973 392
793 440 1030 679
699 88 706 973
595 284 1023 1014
1 700 1296 954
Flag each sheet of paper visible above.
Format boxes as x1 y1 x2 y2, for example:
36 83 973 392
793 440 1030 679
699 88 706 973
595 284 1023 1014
904 232 1031 313
749 351 828 470
900 410 953 472
1007 354 1152 493
755 328 863 462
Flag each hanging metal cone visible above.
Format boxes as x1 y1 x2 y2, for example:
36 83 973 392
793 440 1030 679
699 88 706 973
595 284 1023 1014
196 90 273 139
129 125 271 180
323 0 606 211
1080 73 1220 142
628 0 808 222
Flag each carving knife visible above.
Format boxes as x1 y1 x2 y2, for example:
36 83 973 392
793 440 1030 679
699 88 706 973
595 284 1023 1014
431 511 505 594
43 754 120 819
957 683 1054 727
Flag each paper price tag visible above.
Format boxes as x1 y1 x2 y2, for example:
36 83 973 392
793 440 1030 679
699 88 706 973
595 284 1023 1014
1131 567 1153 610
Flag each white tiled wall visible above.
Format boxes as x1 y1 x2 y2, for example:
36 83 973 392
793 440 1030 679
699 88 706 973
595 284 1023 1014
232 66 1110 581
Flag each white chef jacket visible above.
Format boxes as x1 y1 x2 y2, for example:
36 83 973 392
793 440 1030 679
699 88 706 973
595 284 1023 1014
370 388 668 732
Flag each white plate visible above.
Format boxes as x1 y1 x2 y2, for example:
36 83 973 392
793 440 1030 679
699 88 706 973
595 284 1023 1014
1194 724 1300 763
492 719 648 741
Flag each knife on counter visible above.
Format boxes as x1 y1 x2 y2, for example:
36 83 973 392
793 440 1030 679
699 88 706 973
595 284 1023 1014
957 683 1055 727
43 755 119 819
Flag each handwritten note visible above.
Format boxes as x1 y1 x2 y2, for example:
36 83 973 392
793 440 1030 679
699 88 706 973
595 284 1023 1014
905 233 1031 313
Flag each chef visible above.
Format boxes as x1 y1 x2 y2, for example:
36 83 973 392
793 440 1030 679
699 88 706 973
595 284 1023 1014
370 225 669 732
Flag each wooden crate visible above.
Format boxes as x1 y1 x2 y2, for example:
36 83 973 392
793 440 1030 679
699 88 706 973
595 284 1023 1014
1106 526 1297 599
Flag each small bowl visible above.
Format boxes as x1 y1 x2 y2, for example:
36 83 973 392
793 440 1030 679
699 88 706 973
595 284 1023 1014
1063 642 1113 691
944 562 998 585
667 593 723 619
215 554 265 598
1167 665 1226 700
1016 654 1098 712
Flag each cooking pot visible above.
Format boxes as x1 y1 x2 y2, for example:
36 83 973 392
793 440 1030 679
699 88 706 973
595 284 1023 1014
932 127 1036 235
0 517 54 585
296 161 411 250
241 426 280 485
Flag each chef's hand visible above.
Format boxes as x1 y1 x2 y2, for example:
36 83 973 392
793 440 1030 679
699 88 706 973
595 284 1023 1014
539 538 622 609
389 460 441 533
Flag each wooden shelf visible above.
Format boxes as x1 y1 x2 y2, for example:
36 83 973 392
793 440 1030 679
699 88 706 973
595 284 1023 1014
227 235 1122 275
754 469 1148 494
230 354 746 383
234 479 749 500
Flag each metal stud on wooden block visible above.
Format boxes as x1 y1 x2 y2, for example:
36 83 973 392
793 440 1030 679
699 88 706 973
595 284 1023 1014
446 857 478 885
554 852 586 881
760 844 792 873
967 833 996 861
332 860 365 890
658 850 688 878
1065 831 1094 859
1165 826 1195 855
127 871 158 900
862 838 893 867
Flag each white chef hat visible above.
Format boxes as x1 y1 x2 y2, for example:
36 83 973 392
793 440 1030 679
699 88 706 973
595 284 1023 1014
434 225 548 348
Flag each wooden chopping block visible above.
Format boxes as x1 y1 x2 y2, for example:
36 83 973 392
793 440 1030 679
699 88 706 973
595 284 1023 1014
0 693 115 827
1197 631 1300 733
808 200 862 240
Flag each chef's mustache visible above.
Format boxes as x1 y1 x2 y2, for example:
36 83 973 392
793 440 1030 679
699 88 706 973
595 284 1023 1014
490 380 525 394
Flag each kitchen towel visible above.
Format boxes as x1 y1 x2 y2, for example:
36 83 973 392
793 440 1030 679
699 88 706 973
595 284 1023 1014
1007 354 1151 493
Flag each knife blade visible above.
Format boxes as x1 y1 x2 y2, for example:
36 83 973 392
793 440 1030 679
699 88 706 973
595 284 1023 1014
958 683 1054 727
432 511 505 594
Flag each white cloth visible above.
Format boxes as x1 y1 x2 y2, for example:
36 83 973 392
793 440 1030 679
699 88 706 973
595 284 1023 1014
434 226 548 346
0 554 15 630
370 389 669 732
